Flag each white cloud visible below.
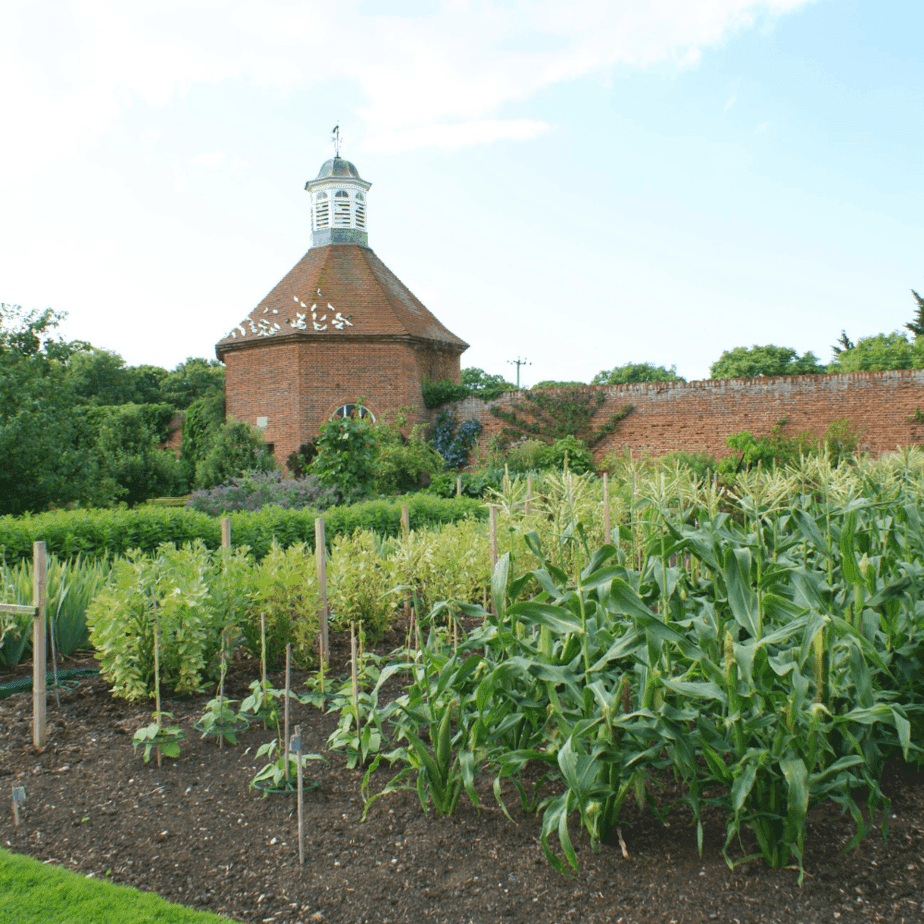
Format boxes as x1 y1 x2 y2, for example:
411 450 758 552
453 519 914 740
0 0 814 178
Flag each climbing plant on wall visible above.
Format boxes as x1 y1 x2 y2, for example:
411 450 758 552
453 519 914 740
489 386 632 448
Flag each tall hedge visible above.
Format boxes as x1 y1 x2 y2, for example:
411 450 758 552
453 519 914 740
0 495 485 564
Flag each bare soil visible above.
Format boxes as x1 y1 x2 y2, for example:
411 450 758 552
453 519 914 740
2 630 924 924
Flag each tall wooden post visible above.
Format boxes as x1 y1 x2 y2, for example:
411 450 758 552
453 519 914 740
315 518 329 664
603 473 611 545
526 475 533 516
221 518 231 550
456 476 462 497
32 542 47 748
400 505 410 535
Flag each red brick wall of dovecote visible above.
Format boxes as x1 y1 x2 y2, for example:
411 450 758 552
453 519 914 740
223 338 461 466
443 370 924 465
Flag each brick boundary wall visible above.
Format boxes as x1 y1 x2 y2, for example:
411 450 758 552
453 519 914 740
436 370 924 464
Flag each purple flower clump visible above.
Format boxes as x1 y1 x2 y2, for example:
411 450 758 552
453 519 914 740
186 471 338 516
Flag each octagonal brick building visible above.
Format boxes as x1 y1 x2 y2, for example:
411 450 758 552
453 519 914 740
216 153 468 466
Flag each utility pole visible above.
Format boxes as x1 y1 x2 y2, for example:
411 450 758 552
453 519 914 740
508 356 531 389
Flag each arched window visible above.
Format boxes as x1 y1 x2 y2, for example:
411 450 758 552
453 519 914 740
333 190 352 228
314 192 329 229
333 403 375 422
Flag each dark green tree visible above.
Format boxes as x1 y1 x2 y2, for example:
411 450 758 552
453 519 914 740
831 330 855 356
0 305 98 514
709 345 825 379
309 406 379 503
905 288 924 338
195 420 275 489
161 357 224 410
592 362 685 385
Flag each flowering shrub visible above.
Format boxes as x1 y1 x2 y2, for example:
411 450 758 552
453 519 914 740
429 411 482 469
186 471 337 515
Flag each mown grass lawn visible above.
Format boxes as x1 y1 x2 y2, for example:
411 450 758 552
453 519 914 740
0 849 231 924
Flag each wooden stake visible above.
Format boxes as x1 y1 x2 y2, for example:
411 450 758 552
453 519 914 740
11 786 24 827
153 617 162 769
315 518 329 665
32 542 47 749
284 644 291 784
221 517 231 550
526 475 532 516
350 622 361 738
400 505 410 536
292 724 304 865
603 473 611 545
456 476 462 497
218 628 226 751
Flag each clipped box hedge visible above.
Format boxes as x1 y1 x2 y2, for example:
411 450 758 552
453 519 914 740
0 495 485 563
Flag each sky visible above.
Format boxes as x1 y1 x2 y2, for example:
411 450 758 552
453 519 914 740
2 0 922 387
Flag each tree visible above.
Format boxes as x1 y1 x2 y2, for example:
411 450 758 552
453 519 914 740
831 331 855 356
0 305 99 514
592 362 685 385
532 380 587 389
829 331 924 372
709 345 825 379
160 357 224 410
66 348 140 405
195 420 275 489
905 288 924 338
460 368 516 401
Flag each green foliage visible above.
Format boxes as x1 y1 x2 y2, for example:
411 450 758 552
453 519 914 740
66 349 169 406
0 495 485 564
0 305 98 514
504 438 547 473
251 738 323 792
421 378 469 408
532 379 587 389
245 541 321 668
905 287 924 338
0 553 111 667
86 543 247 699
830 331 924 372
591 362 685 385
181 392 226 480
460 367 516 401
159 357 224 410
195 420 275 490
489 385 631 449
537 436 595 474
721 419 865 473
310 405 379 502
328 529 396 640
710 344 826 379
89 404 187 505
133 716 184 762
373 412 444 494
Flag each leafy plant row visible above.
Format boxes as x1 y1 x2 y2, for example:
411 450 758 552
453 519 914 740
328 452 924 880
0 495 483 565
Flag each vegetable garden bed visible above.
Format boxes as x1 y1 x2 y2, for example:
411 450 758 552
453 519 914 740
1 640 923 924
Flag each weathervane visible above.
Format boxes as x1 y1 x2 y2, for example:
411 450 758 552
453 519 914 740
332 123 341 157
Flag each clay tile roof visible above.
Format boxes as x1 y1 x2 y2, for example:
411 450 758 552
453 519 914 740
216 244 468 359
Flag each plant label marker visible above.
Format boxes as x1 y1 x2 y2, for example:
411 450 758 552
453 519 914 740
11 786 25 826
33 541 47 748
291 725 304 866
315 518 329 664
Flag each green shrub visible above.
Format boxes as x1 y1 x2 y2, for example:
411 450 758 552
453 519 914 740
421 378 469 408
245 541 321 668
0 496 484 564
87 543 245 699
538 435 595 474
327 529 396 640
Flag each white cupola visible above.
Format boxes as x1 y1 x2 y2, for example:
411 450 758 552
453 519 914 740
304 148 372 249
